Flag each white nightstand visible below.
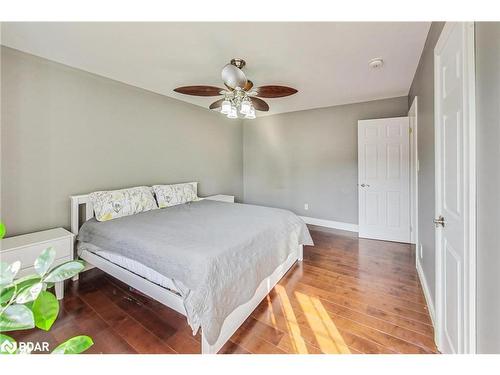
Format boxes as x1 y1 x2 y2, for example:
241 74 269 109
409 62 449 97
0 228 74 300
203 194 235 203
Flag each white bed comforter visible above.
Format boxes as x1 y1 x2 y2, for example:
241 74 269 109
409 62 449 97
77 200 313 344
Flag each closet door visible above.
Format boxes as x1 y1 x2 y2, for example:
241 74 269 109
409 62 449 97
358 117 410 243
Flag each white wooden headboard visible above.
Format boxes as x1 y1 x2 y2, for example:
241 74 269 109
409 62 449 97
70 194 94 235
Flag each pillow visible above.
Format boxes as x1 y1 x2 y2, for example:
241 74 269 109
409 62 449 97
90 186 158 222
152 182 198 208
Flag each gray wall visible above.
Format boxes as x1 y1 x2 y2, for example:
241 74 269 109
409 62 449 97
243 97 408 223
1 47 243 236
408 22 445 305
475 22 500 354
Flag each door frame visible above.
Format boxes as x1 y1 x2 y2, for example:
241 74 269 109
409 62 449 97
409 96 419 247
434 22 476 354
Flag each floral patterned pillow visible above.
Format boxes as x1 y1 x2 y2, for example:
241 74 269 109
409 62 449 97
152 182 198 208
90 186 158 222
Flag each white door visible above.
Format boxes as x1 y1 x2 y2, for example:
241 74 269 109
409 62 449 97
358 117 410 243
434 22 476 354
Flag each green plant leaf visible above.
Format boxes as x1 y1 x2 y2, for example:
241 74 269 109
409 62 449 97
0 261 21 287
15 282 43 304
31 291 59 331
0 334 17 354
23 300 34 311
0 285 15 305
0 222 6 239
34 248 56 277
51 335 93 354
14 274 42 289
0 304 35 332
1 275 42 306
44 261 84 283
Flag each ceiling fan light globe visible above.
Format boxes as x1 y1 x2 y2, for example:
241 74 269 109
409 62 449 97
221 100 231 114
227 106 238 119
240 101 251 115
221 64 247 90
245 107 256 119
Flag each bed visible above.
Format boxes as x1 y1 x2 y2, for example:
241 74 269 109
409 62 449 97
70 193 312 354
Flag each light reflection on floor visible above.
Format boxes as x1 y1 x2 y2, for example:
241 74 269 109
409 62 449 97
295 291 351 354
273 284 351 354
274 285 309 354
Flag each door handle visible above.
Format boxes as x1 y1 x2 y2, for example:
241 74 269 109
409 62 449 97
433 215 445 227
360 184 370 187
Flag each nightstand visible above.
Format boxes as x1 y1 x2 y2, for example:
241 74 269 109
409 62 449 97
203 194 235 203
0 228 74 300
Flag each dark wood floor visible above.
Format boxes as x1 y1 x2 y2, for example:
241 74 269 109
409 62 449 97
12 226 437 354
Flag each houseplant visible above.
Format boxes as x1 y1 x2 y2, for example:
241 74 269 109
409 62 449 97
0 246 93 354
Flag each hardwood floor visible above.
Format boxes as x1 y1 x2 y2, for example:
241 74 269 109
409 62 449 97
12 225 437 354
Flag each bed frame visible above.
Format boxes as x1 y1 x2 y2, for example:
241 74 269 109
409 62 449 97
70 194 303 354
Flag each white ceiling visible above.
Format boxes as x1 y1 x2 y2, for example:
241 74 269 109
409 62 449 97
1 22 430 116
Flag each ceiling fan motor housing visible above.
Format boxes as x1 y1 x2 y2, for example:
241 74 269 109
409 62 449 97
230 58 246 69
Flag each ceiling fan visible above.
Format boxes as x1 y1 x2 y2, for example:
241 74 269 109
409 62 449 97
173 58 298 119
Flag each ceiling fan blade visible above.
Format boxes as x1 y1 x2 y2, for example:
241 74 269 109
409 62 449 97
254 85 298 98
250 97 270 112
209 98 224 110
173 86 225 96
221 64 247 89
243 80 254 91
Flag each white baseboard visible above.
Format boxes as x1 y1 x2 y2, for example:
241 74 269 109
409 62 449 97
416 259 436 328
300 216 358 233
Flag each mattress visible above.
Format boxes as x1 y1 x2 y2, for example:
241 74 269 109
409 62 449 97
77 241 180 293
77 199 313 344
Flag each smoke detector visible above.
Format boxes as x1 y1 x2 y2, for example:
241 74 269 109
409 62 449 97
369 58 384 69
